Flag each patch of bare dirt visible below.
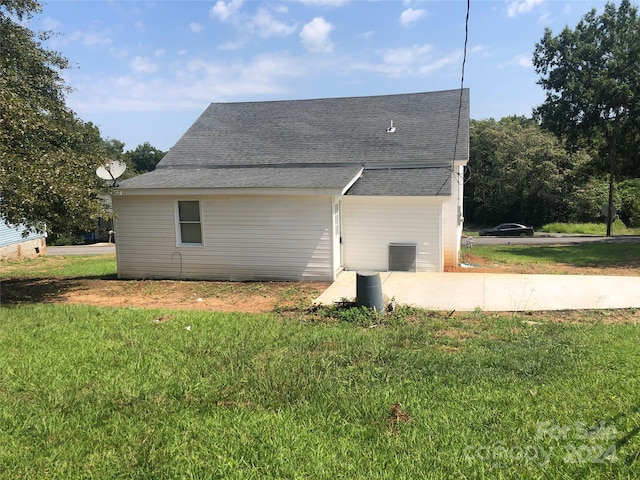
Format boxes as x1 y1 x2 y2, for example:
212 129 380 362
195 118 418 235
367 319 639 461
1 277 329 313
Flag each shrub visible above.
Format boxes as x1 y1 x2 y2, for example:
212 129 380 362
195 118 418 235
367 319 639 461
618 179 640 227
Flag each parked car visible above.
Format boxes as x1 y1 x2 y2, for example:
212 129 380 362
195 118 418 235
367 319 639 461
478 223 534 237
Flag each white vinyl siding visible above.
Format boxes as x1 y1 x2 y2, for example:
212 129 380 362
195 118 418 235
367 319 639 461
0 222 45 248
341 196 443 272
332 198 342 276
113 194 334 281
0 220 46 261
442 165 464 268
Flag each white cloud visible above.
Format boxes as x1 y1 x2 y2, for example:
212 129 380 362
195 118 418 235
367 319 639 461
130 56 158 74
69 52 306 113
218 39 245 50
400 8 426 27
42 17 64 31
507 0 544 17
504 54 533 68
154 49 166 57
351 43 463 78
210 0 244 21
189 22 204 33
248 7 297 38
111 48 129 60
300 17 334 53
296 0 350 5
210 1 295 39
418 51 461 75
383 44 432 66
69 29 112 48
515 54 532 67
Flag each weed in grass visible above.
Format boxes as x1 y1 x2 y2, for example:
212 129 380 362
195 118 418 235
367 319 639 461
310 303 384 327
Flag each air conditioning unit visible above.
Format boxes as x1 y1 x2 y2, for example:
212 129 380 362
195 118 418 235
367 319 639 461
389 243 417 272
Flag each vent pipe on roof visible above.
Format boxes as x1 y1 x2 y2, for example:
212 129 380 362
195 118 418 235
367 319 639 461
386 120 396 133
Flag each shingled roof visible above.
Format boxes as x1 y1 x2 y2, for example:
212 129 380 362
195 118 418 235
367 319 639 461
120 89 469 195
345 167 452 196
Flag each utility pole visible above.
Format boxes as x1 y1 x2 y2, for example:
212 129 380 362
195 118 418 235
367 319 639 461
606 120 619 237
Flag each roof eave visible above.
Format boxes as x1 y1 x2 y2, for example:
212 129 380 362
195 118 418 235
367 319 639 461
113 187 349 197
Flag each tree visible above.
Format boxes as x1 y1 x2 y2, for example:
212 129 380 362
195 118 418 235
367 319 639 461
466 117 588 227
102 138 136 181
618 179 640 227
0 0 111 233
532 0 640 235
567 177 619 223
125 142 166 174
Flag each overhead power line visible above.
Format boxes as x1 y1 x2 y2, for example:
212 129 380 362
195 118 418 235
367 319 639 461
436 0 470 195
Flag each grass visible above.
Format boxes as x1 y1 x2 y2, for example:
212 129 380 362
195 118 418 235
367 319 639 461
2 304 640 478
540 221 640 236
0 254 117 279
2 250 640 477
470 243 640 269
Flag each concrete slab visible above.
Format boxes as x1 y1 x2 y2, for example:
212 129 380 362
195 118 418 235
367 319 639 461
315 271 640 311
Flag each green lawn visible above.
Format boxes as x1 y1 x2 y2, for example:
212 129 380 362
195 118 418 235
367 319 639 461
470 243 640 268
1 304 640 478
0 254 117 279
2 252 640 477
539 221 640 236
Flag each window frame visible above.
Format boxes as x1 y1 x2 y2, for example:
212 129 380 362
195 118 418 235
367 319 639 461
175 200 204 247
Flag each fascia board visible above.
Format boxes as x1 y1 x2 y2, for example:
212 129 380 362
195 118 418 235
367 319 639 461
114 187 346 197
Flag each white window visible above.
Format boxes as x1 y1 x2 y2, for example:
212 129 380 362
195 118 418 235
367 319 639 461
176 200 203 245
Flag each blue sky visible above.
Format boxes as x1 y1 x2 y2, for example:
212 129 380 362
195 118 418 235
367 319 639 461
31 0 612 151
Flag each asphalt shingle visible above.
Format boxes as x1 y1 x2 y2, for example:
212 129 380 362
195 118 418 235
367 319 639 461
119 166 363 190
159 89 469 169
119 89 469 192
345 167 451 196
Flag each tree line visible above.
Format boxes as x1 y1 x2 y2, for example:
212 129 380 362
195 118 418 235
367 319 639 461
465 117 640 228
466 0 640 230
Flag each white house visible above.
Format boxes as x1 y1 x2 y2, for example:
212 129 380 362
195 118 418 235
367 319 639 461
0 221 46 261
112 89 470 282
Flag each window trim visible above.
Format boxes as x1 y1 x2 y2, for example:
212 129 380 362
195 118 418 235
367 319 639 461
175 200 204 247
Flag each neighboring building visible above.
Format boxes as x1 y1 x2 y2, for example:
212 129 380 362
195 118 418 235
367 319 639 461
0 221 46 261
113 89 470 281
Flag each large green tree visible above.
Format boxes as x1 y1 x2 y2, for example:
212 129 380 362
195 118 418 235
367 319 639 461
0 0 110 233
125 142 165 174
532 0 640 234
466 117 590 227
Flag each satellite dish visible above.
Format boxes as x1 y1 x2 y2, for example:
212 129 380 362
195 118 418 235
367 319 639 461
96 160 127 187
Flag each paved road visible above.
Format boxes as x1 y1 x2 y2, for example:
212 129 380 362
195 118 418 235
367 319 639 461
466 235 640 246
47 243 115 256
